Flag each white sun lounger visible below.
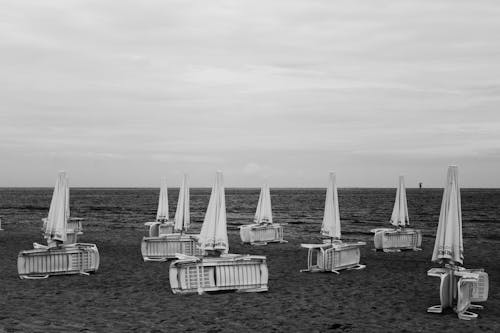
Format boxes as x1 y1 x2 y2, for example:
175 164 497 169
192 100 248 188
239 223 286 245
144 221 174 237
169 254 269 294
427 267 488 320
372 228 422 252
301 242 366 274
42 217 85 244
18 243 100 279
141 234 202 261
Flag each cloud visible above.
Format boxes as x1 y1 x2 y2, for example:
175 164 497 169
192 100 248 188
0 0 499 186
243 163 263 175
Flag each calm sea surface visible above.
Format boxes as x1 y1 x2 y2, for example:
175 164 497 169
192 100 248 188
1 188 499 240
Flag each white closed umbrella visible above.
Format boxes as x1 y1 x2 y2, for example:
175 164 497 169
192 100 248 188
199 171 228 254
156 177 169 222
174 174 190 232
44 171 69 243
390 176 409 228
431 166 464 265
321 172 341 239
254 183 273 224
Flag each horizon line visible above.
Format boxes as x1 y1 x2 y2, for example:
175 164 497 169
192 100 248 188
1 186 499 190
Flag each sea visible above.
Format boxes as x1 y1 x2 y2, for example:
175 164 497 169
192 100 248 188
0 188 499 240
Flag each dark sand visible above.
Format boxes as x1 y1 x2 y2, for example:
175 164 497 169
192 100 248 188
1 224 499 332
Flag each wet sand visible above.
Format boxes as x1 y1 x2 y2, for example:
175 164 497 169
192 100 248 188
1 223 498 332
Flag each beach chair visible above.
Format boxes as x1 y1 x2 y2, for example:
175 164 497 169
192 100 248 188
372 228 422 252
17 243 100 279
301 241 366 274
144 221 174 237
427 268 453 313
240 223 286 245
427 267 489 320
169 254 268 294
141 234 202 261
42 217 85 244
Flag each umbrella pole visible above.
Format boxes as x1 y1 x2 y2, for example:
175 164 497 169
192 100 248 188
444 259 456 309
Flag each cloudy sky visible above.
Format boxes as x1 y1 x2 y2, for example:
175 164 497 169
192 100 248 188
1 0 499 187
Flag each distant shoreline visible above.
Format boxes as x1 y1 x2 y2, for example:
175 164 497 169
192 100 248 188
1 187 499 190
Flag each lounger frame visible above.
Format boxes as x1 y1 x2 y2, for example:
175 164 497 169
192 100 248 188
42 217 84 244
427 267 489 320
301 242 366 274
240 223 286 245
141 234 202 261
144 221 174 237
18 243 100 279
372 228 422 252
169 254 268 294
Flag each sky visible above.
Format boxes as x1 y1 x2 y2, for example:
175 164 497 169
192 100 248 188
1 0 499 187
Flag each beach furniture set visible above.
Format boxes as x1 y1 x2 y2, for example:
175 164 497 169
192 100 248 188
17 171 100 279
168 171 269 294
141 174 202 261
239 183 286 245
426 166 489 320
14 166 489 319
371 176 422 252
144 177 174 238
140 172 268 294
301 172 366 274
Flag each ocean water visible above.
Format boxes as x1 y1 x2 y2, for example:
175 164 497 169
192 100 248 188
0 188 499 240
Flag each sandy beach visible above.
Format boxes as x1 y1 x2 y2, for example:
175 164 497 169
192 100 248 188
1 219 498 332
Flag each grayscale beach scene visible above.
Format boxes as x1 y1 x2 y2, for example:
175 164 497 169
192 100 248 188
1 0 499 332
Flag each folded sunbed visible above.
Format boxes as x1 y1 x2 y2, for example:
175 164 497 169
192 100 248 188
141 233 202 261
372 228 422 252
240 223 286 245
301 241 366 274
169 254 268 294
18 243 100 279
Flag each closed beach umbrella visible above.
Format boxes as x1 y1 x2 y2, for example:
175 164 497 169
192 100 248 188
199 171 228 253
390 175 409 228
44 171 69 243
65 172 70 221
254 183 273 224
321 172 341 239
174 174 190 232
156 177 169 222
431 166 464 265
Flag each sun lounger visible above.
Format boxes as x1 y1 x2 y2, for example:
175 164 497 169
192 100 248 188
169 254 268 294
301 241 366 274
18 243 100 279
42 217 85 244
427 267 488 320
158 223 175 236
426 268 453 313
372 228 422 252
239 223 286 245
144 221 174 237
141 234 202 261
